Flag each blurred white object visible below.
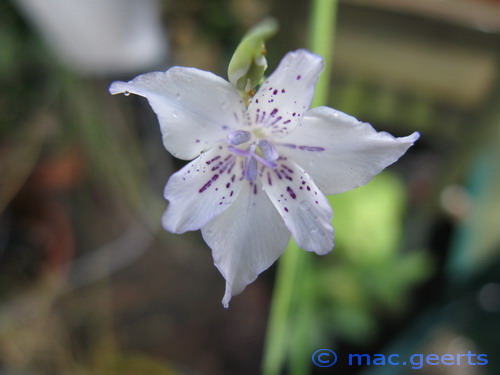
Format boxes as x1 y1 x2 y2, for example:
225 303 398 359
14 0 167 75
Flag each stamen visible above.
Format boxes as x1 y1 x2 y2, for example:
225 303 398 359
258 140 279 162
227 130 251 145
253 153 277 169
244 156 257 181
228 145 251 157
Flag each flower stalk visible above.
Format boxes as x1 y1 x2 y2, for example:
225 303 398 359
262 1 339 374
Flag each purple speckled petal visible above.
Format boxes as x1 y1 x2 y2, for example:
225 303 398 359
279 106 420 195
247 49 323 135
202 181 290 307
110 67 247 160
163 146 244 233
262 160 334 255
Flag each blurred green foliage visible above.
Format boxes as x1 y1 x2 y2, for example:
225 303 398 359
324 173 433 337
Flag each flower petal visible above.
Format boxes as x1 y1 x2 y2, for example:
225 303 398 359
247 49 323 134
202 181 290 307
110 67 247 160
262 160 334 255
278 106 420 195
162 146 244 233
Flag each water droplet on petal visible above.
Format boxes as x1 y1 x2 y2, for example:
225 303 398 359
172 111 179 118
124 91 130 96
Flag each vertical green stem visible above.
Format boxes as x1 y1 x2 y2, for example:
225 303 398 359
310 0 338 107
262 242 305 375
262 1 338 374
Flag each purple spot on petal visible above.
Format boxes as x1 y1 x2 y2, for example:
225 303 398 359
270 108 278 117
284 207 289 212
298 146 325 151
296 75 301 80
273 89 278 95
287 187 297 199
271 116 282 125
206 155 221 165
199 174 219 193
282 89 285 93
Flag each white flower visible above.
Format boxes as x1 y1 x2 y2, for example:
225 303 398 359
110 49 419 307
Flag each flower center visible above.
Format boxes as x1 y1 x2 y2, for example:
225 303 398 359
226 130 279 181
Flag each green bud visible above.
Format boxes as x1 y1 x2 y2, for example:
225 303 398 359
228 18 278 94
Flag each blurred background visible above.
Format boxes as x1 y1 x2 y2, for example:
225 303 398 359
1 0 499 374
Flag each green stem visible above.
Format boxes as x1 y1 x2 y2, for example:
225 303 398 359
262 1 338 374
310 0 338 107
262 242 304 375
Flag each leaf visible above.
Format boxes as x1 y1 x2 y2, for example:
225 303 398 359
228 18 278 93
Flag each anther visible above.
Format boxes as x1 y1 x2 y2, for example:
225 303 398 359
244 156 257 181
258 140 279 162
227 130 251 145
